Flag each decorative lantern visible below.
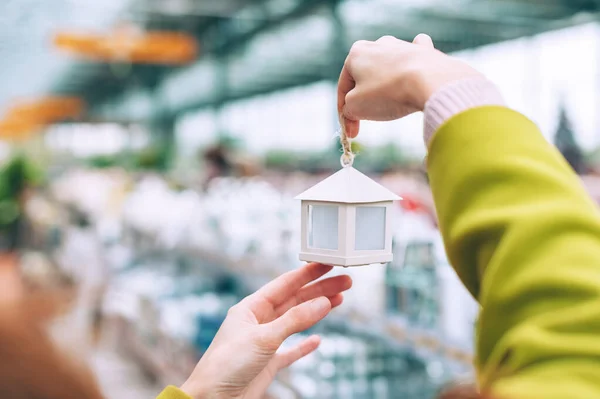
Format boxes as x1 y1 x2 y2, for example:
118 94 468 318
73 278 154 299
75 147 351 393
296 136 400 266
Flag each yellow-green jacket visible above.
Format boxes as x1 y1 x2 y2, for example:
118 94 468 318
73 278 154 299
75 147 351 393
429 107 600 398
157 386 190 399
158 107 600 399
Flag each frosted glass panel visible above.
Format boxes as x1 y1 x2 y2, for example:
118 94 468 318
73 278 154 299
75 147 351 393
308 205 338 250
355 207 386 250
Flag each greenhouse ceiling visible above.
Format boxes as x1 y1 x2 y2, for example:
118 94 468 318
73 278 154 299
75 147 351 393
0 0 598 120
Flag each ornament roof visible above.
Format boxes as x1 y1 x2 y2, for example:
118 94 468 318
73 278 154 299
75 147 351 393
295 167 401 204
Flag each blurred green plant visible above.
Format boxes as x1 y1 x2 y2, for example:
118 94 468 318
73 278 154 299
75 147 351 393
0 199 20 225
0 153 43 250
86 145 171 171
586 146 600 168
135 146 170 170
0 154 43 199
554 104 584 174
88 155 120 169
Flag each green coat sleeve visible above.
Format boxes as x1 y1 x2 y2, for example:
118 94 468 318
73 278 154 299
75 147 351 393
156 386 192 399
428 107 600 398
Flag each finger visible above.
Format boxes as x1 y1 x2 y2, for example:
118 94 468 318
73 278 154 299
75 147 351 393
265 296 331 342
274 335 321 370
337 66 361 139
413 33 434 48
273 275 352 318
267 292 343 323
329 292 344 309
248 263 333 320
337 65 355 116
342 116 360 139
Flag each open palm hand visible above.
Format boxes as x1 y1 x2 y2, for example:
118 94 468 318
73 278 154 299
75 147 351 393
180 263 352 399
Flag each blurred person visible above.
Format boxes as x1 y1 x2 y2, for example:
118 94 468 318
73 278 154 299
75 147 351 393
202 144 233 189
0 293 105 399
201 139 260 189
159 33 600 399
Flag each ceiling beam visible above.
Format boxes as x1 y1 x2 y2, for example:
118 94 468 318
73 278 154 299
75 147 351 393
67 0 600 121
205 0 330 56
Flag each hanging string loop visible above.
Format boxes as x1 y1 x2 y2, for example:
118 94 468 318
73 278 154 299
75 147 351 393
338 117 354 168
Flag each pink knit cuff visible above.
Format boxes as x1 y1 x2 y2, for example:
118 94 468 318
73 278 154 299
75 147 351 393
423 78 505 147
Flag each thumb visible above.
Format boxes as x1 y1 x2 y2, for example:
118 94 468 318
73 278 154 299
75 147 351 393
413 33 434 48
342 115 360 139
273 335 321 370
264 297 331 343
241 336 321 399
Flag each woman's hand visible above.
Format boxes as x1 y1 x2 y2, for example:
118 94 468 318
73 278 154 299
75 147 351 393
180 263 352 399
338 34 481 137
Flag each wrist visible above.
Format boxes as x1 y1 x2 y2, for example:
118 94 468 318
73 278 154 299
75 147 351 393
412 56 484 110
423 77 505 146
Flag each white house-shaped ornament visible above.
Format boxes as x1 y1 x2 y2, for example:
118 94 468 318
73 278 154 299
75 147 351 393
296 166 401 267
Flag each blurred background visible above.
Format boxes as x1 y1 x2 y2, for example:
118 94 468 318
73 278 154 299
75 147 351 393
1 0 600 398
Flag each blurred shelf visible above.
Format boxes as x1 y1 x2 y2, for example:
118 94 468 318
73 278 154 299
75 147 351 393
125 224 474 368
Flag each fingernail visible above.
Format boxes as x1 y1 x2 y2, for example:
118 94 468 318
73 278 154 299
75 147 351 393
310 297 330 313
